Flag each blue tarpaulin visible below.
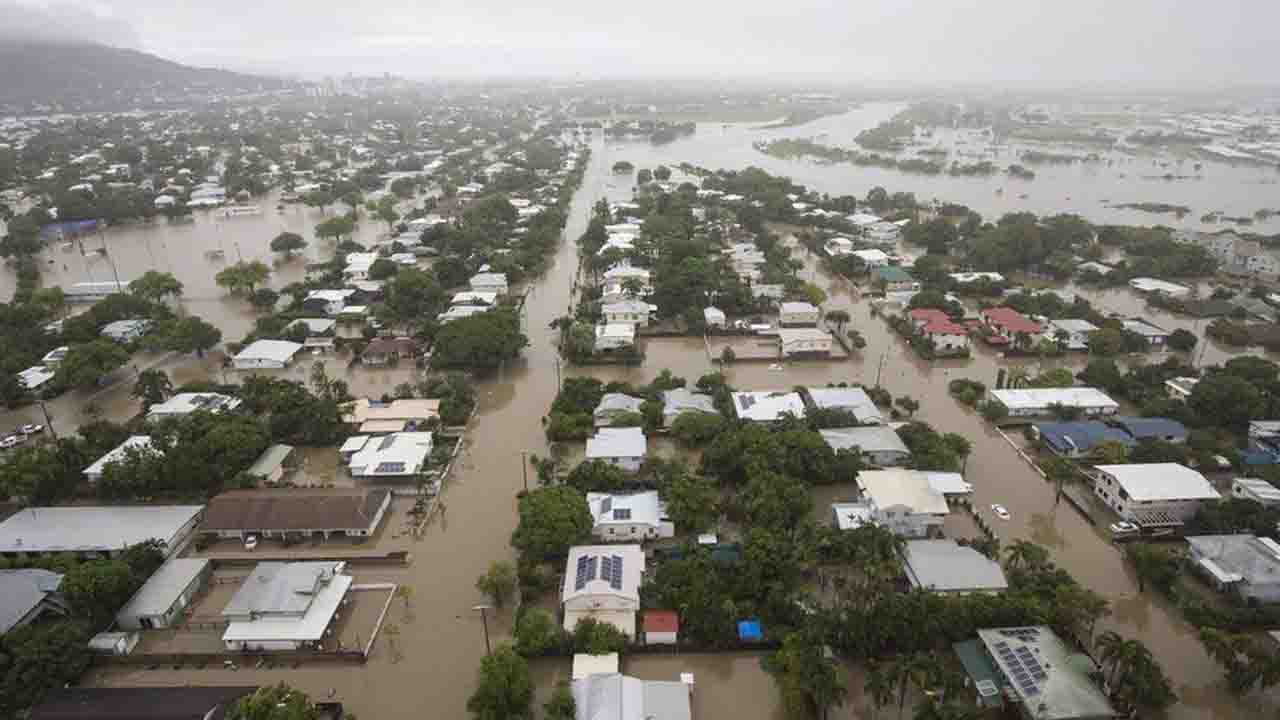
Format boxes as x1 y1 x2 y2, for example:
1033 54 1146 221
737 620 762 642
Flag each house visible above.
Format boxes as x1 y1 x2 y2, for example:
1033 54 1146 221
303 289 356 316
824 236 855 256
571 673 692 720
732 391 806 422
201 489 392 541
84 435 156 483
99 319 151 343
585 427 647 472
1032 421 1133 458
469 272 509 295
342 397 440 433
1112 416 1188 444
587 491 673 541
660 388 718 427
593 394 645 427
346 432 433 479
778 327 832 357
439 305 490 323
1129 277 1190 298
17 365 55 393
146 392 242 422
919 316 971 355
874 266 919 293
967 627 1117 720
1232 477 1280 506
0 569 67 634
1122 319 1170 347
903 540 1008 595
703 306 726 329
988 388 1120 418
0 505 204 561
245 444 295 484
726 244 766 280
221 561 352 651
562 544 645 637
643 610 679 645
1187 535 1280 604
851 248 891 268
28 687 258 720
451 291 498 307
979 307 1044 345
1046 319 1099 351
820 427 911 466
232 340 303 370
601 300 655 326
805 386 883 425
115 558 211 631
1091 463 1220 526
341 253 378 281
778 301 820 327
865 221 902 246
595 323 636 352
602 265 651 291
831 502 876 531
1165 376 1199 401
855 469 950 537
361 337 419 366
40 346 69 368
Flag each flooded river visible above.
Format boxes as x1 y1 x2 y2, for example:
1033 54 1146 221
18 112 1280 718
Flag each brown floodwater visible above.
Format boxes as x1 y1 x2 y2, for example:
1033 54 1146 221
43 136 1280 718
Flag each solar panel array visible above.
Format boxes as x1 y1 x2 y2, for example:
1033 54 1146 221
613 508 631 520
992 640 1047 698
375 461 406 474
574 555 599 591
998 628 1041 642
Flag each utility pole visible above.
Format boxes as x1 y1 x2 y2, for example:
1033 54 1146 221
472 604 492 655
37 399 57 441
554 356 562 391
874 349 888 387
520 450 529 491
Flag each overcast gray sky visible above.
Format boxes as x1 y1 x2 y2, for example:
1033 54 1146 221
8 0 1278 89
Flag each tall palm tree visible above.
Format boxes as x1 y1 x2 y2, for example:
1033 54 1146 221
1095 630 1140 691
887 653 936 719
1003 539 1050 572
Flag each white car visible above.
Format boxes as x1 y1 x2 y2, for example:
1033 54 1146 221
990 504 1011 520
0 435 25 450
19 424 43 435
243 535 259 551
1109 521 1139 536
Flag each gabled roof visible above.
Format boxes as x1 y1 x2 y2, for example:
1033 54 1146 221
563 545 645 602
202 489 390 533
1034 421 1133 454
29 687 258 720
1094 463 1219 502
586 427 647 460
346 432 433 477
875 266 913 283
779 301 819 314
904 540 1008 593
116 558 208 620
1187 535 1280 587
1112 416 1188 441
976 627 1115 720
857 470 949 515
84 435 156 477
732 391 805 422
234 339 302 363
805 387 882 424
661 388 716 416
594 394 645 417
980 306 1044 334
571 673 691 720
0 569 63 633
819 426 909 455
222 561 344 617
588 491 662 528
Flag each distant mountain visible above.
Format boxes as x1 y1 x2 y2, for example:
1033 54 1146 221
0 40 290 111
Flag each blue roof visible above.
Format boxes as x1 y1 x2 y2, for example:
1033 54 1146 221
1034 421 1132 454
1113 416 1188 442
737 620 763 641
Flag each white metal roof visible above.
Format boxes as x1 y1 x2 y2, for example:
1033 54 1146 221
857 470 950 515
779 301 818 314
146 392 241 419
819 427 909 455
990 387 1118 411
84 436 156 477
234 339 303 363
831 502 875 530
588 491 662 527
806 387 882 423
347 432 433 477
17 365 54 390
0 505 203 554
586 427 647 460
563 545 645 603
1095 463 1220 502
222 570 351 644
1234 477 1280 503
117 558 209 619
904 540 1008 592
732 391 805 422
778 327 830 343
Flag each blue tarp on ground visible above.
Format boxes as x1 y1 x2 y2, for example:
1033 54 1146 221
737 620 762 642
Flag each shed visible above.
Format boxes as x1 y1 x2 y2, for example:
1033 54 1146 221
245 444 295 484
643 610 679 645
115 558 211 630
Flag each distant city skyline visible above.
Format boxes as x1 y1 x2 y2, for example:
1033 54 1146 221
5 0 1279 92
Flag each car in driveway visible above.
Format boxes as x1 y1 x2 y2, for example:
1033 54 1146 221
243 535 259 551
1109 521 1140 538
19 424 43 436
990 504 1011 520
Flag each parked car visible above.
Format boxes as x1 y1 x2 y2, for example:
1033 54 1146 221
990 504 1011 520
243 535 259 551
0 434 26 450
19 424 43 435
1109 521 1139 537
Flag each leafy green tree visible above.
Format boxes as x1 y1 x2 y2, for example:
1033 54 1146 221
895 395 919 418
543 683 576 720
1189 372 1265 429
664 471 719 532
467 646 533 720
566 459 630 492
303 190 333 215
216 260 271 295
670 412 726 447
1127 543 1181 594
514 608 566 656
368 258 399 280
432 309 528 369
0 620 92 718
62 559 138 626
128 271 184 303
132 369 173 409
374 197 400 230
1168 328 1197 352
571 616 628 654
269 231 307 257
56 340 129 387
315 215 356 241
512 486 592 559
250 287 280 311
475 561 517 608
1004 539 1050 572
163 316 222 357
763 631 847 720
226 684 320 720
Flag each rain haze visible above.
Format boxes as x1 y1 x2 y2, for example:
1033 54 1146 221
6 0 1279 89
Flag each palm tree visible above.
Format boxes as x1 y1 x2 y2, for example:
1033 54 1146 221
131 369 173 410
1014 331 1033 352
1003 539 1050 572
825 309 851 332
1004 365 1031 389
1095 631 1140 691
887 653 935 719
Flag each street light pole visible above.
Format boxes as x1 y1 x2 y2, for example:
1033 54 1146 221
472 604 492 655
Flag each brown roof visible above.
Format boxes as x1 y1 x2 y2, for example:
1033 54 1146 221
202 489 391 533
643 610 679 633
363 337 419 357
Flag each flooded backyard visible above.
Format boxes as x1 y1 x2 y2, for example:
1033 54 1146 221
7 111 1279 718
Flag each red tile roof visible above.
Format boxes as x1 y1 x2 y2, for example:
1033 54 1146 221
908 308 949 323
923 320 969 335
980 306 1044 334
643 610 679 633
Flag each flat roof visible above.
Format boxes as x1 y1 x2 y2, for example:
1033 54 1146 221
904 540 1008 593
0 505 204 554
991 387 1119 411
732 391 805 422
857 470 949 515
1094 463 1220 502
116 558 209 619
234 339 302 363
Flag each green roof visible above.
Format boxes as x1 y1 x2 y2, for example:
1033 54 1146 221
247 444 295 477
953 639 1002 708
875 266 913 282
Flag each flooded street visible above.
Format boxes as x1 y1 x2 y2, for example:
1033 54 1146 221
23 117 1277 719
